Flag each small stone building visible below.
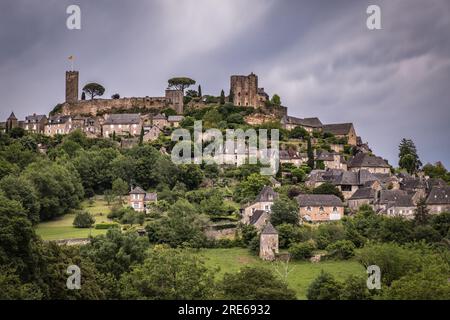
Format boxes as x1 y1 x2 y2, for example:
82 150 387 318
322 123 358 146
259 223 279 261
129 186 158 213
426 186 450 214
296 194 344 223
102 113 142 138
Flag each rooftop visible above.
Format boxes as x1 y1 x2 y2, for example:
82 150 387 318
104 113 141 125
296 194 344 207
323 123 353 136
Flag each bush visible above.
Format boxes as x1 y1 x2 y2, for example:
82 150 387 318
73 211 95 228
307 271 342 300
289 241 315 260
325 240 356 260
94 223 120 230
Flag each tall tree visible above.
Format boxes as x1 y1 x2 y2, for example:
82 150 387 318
307 137 314 169
220 90 225 105
82 83 105 100
168 77 196 94
398 138 422 174
271 94 281 105
414 197 430 225
198 85 202 97
139 126 144 146
271 196 299 226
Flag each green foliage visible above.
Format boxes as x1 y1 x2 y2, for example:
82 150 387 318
398 138 422 174
73 211 95 228
23 160 84 221
233 173 270 204
178 164 204 190
339 275 372 300
289 241 315 261
314 222 345 250
120 246 215 300
271 94 281 105
325 240 356 260
219 266 297 300
277 224 312 248
423 162 450 183
120 210 145 226
288 126 308 139
145 199 209 248
307 271 342 300
270 195 299 226
240 224 258 246
81 229 149 279
168 77 196 93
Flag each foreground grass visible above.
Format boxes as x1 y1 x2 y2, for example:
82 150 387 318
35 198 113 241
197 248 365 299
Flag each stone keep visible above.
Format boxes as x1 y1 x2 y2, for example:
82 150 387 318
230 73 259 107
259 223 279 261
66 71 79 103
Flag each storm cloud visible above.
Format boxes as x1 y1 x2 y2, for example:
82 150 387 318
0 0 449 167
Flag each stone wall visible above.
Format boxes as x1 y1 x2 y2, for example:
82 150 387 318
58 96 180 117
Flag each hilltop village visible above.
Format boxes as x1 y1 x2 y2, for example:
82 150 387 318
1 70 449 261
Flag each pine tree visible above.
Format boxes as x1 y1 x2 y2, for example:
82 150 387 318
398 138 422 174
112 131 116 141
307 137 314 169
220 90 225 105
139 126 144 145
198 85 202 97
81 92 86 100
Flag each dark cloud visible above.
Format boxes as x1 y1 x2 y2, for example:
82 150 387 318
0 0 449 167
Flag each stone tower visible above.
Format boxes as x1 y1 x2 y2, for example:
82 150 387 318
165 89 184 114
6 112 18 132
230 73 259 107
259 222 279 261
66 71 79 103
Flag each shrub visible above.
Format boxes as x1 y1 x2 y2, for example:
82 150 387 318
289 241 315 260
94 223 119 230
307 271 342 300
326 240 356 260
73 211 95 228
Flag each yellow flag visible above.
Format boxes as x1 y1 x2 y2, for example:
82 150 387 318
68 55 74 60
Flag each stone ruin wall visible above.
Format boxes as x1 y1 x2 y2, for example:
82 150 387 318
59 97 174 116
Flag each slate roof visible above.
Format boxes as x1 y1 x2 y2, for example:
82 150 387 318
153 114 167 120
282 116 323 128
25 114 47 122
104 113 141 125
168 115 184 122
378 190 409 204
48 115 71 124
323 123 353 136
316 150 336 161
279 149 301 160
144 192 158 201
8 112 17 120
255 186 279 202
426 186 450 205
249 210 266 225
386 194 414 208
130 186 146 194
349 187 376 200
296 194 344 207
348 153 390 169
261 222 278 235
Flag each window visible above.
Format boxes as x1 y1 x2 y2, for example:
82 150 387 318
332 207 337 212
319 206 324 212
307 206 312 212
341 185 352 192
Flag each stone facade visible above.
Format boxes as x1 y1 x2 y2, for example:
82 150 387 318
66 71 79 103
24 114 48 133
102 114 142 138
129 186 157 213
44 116 73 136
259 223 279 261
296 194 344 222
230 73 268 108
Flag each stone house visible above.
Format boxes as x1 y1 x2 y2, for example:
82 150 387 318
103 113 142 138
45 115 73 136
259 223 279 261
6 112 19 132
72 116 100 137
296 194 344 223
382 194 416 219
129 186 158 213
315 150 347 170
281 115 323 133
230 73 268 108
322 123 357 146
242 186 279 225
152 114 168 129
24 114 47 133
143 125 162 142
426 186 450 214
375 190 410 213
347 153 391 174
167 115 184 128
348 187 377 211
279 149 305 167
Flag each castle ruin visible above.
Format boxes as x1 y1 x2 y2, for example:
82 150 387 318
60 70 184 116
230 73 269 108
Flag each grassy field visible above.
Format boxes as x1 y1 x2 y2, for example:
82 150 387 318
35 198 114 241
197 248 365 299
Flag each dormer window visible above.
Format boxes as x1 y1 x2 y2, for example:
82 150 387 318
319 206 324 212
307 206 312 212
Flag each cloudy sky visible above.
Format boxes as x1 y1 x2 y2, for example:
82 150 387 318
0 0 449 167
